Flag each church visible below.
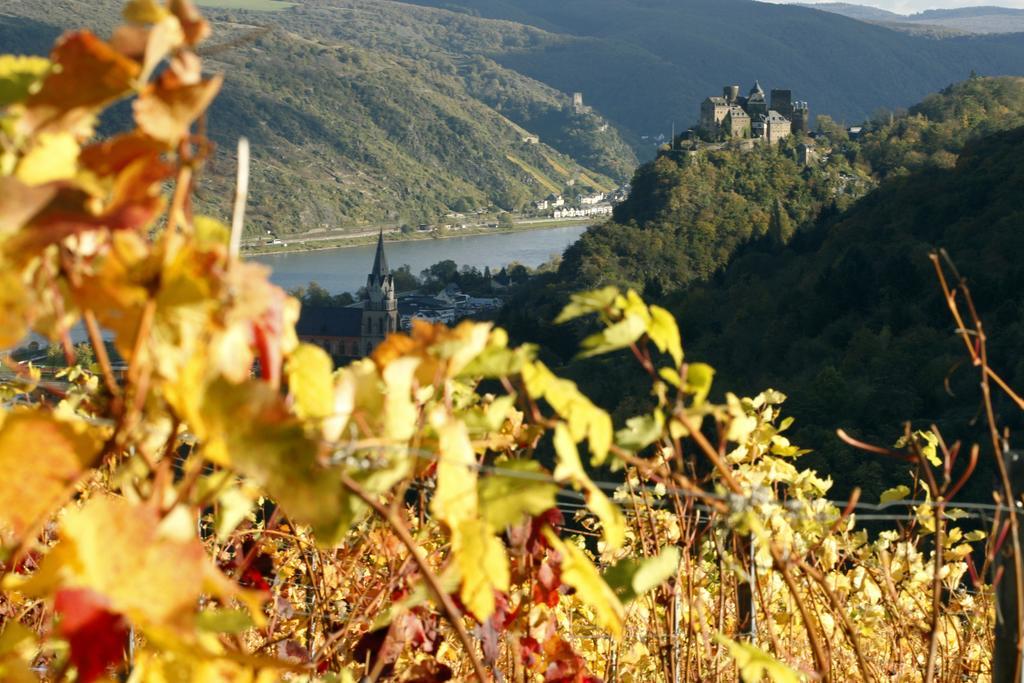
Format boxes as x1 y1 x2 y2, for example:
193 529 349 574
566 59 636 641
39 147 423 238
295 231 398 361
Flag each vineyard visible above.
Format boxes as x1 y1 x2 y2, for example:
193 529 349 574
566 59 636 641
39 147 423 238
0 2 1019 681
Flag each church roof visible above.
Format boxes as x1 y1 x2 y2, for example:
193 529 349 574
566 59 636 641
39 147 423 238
370 230 389 281
750 80 764 96
295 306 363 338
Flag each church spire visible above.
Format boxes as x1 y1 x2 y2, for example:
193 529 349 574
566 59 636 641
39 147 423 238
371 229 389 282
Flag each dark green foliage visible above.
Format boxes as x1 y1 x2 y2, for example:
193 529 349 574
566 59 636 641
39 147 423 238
289 282 356 307
669 127 1024 502
500 78 1024 501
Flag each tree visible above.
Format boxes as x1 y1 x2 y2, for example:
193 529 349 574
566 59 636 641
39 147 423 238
392 264 420 292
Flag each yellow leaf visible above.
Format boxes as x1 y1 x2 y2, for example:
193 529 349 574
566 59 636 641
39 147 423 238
124 0 170 23
715 635 801 683
0 410 104 548
0 269 30 350
454 518 509 621
15 132 79 186
880 485 911 504
430 416 478 529
648 305 683 367
383 356 420 442
17 496 243 633
171 377 353 544
542 527 624 638
478 461 558 529
285 343 334 420
553 423 625 550
134 75 223 145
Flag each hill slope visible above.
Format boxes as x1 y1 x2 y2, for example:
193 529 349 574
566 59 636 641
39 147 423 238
669 126 1024 500
405 0 1024 137
804 3 1024 35
0 0 635 235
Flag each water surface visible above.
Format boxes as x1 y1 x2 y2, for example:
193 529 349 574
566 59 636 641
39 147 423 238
251 225 588 295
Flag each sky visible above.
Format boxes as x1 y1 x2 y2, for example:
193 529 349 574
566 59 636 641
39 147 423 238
769 0 1024 13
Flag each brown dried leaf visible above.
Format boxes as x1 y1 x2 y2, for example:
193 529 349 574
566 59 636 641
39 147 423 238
21 32 140 136
134 74 222 145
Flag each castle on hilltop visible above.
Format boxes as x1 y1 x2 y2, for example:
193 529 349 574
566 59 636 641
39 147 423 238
700 82 809 143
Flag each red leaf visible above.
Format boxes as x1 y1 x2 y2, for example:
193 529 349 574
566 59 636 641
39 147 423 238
55 588 129 683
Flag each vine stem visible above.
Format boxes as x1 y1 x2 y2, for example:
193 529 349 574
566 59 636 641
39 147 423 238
340 473 490 683
769 544 830 679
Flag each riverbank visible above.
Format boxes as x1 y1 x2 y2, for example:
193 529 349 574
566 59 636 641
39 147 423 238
252 224 588 295
241 218 592 257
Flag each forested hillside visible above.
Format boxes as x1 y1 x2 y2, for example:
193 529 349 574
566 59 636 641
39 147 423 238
501 78 1024 500
405 0 1024 136
7 0 1024 236
671 126 1024 501
0 0 632 235
536 76 1024 303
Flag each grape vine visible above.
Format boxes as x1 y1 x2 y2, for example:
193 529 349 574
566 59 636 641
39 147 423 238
0 3 1014 682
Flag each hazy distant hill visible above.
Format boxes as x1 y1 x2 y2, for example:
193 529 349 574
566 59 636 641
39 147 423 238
794 3 903 21
406 0 1024 135
800 3 1024 35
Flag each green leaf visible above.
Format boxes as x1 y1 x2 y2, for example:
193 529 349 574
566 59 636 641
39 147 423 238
285 343 335 420
478 461 558 529
0 55 50 106
965 530 987 542
648 305 683 367
684 363 715 406
578 313 647 358
456 344 535 379
715 634 802 683
604 546 680 602
615 411 664 451
879 485 910 504
554 286 621 324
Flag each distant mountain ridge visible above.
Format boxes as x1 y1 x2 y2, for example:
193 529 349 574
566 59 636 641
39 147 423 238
404 0 1024 136
797 2 1024 34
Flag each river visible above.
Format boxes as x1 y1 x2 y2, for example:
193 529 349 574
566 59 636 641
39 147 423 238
251 225 588 295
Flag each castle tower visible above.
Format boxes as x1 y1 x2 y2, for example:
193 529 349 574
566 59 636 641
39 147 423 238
770 89 793 118
572 91 585 114
723 85 740 104
792 101 810 133
745 81 767 118
362 230 397 353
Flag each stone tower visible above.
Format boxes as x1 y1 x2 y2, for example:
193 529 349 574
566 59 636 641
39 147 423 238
746 81 767 119
363 230 397 354
572 92 585 114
